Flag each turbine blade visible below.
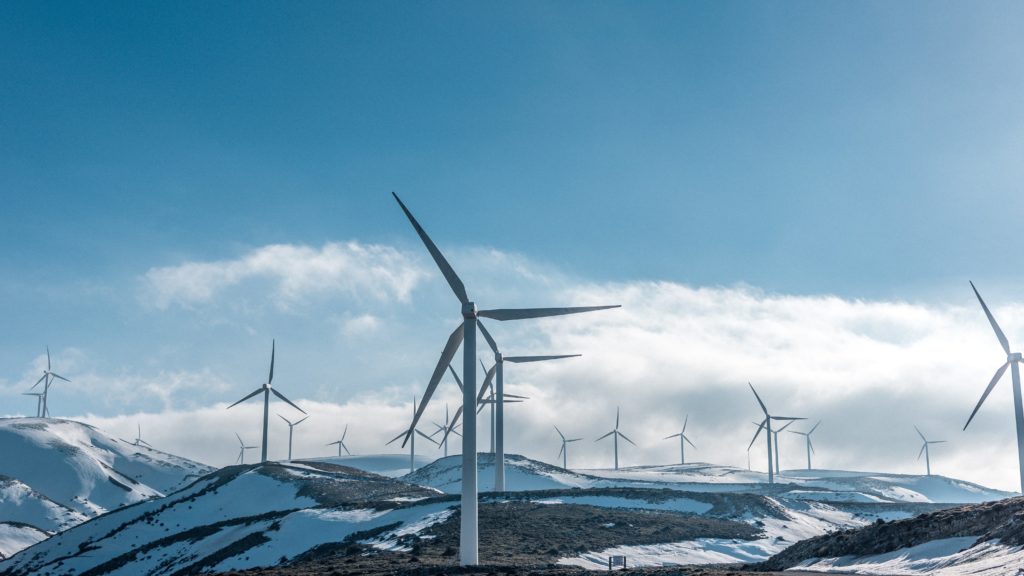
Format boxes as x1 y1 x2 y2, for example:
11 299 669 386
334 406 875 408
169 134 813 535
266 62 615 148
809 420 822 435
618 432 637 446
478 305 620 322
917 443 926 460
616 407 620 429
271 388 306 414
294 416 309 426
684 435 697 449
964 361 1010 430
236 432 244 446
914 424 926 442
557 444 564 458
475 363 497 408
50 373 70 383
504 393 529 399
342 442 351 455
386 430 408 446
664 433 682 440
403 323 465 448
477 320 499 355
682 414 689 433
31 375 46 389
227 388 264 409
748 419 767 451
808 438 815 454
441 405 464 446
416 429 439 445
277 414 291 425
448 364 464 392
392 192 469 305
568 438 583 442
342 424 348 442
46 346 51 371
504 354 581 363
931 440 947 444
269 339 275 384
776 420 797 432
971 281 1011 355
554 425 565 441
749 383 769 416
771 417 806 421
595 430 615 442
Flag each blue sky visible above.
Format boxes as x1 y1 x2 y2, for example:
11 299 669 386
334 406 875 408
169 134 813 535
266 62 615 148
3 2 1024 489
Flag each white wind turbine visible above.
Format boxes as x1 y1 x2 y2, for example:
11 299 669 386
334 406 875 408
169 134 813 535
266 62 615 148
431 403 462 458
664 415 697 465
278 414 308 461
327 425 351 457
788 420 821 470
747 383 804 484
554 425 582 470
134 423 153 448
964 282 1024 493
596 407 636 470
235 433 257 465
392 192 619 566
30 346 70 418
476 323 579 491
387 396 439 474
915 425 945 476
227 340 306 463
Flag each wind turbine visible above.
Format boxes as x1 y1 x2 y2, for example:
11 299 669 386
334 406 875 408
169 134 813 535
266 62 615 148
387 396 439 474
134 423 153 448
227 340 305 463
235 433 257 465
664 415 697 465
789 420 821 470
595 407 636 470
23 392 44 418
964 282 1024 493
431 403 462 458
554 425 582 469
278 414 308 461
771 419 799 474
915 425 945 476
327 425 351 457
30 346 70 418
391 192 619 566
475 359 529 455
747 383 804 484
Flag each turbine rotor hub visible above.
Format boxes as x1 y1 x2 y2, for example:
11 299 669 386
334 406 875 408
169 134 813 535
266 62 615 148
462 301 477 318
495 351 503 362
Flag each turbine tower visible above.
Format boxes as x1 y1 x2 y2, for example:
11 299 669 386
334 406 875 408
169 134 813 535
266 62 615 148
30 347 70 418
278 414 308 461
915 425 945 476
747 383 804 484
391 192 619 566
475 322 579 491
554 425 582 469
327 424 351 457
595 407 636 470
235 433 257 464
664 415 696 465
964 282 1024 493
227 340 306 463
789 420 821 470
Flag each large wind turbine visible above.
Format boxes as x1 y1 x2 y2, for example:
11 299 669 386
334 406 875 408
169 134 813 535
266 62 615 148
388 396 439 474
327 424 351 457
964 282 1024 493
391 192 619 566
30 346 70 418
476 324 578 490
747 383 804 484
554 425 582 469
227 340 306 463
664 415 696 465
789 420 821 470
278 414 308 461
235 433 257 465
596 407 636 470
915 425 945 476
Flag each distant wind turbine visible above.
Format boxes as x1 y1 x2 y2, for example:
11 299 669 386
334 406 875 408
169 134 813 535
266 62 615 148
134 423 153 448
915 425 945 476
664 415 697 465
391 192 619 566
964 282 1024 493
475 359 528 454
789 420 821 470
387 396 438 474
30 346 69 418
747 383 804 484
278 414 308 461
554 425 582 469
431 403 461 458
235 433 257 465
771 419 799 474
327 425 351 457
227 340 306 463
596 407 636 470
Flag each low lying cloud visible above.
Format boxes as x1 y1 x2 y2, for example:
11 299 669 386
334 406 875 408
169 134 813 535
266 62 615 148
143 241 426 310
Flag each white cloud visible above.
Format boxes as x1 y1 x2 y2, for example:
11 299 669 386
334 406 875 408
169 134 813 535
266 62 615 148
143 241 426 310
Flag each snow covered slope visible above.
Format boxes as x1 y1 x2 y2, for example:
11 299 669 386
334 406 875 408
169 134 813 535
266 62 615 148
0 461 447 575
0 418 213 558
304 454 434 478
406 456 1013 504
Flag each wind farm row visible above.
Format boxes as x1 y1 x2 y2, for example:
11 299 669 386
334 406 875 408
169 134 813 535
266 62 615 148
11 193 1024 569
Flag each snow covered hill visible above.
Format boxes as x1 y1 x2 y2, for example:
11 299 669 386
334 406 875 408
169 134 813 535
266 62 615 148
406 456 1014 504
304 454 434 478
0 461 446 575
0 418 212 558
